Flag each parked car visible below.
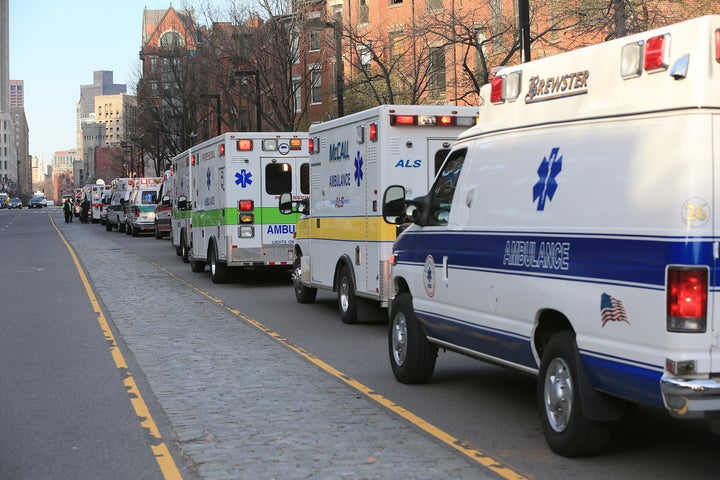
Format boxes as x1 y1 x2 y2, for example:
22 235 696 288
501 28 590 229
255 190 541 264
27 196 45 208
8 198 22 209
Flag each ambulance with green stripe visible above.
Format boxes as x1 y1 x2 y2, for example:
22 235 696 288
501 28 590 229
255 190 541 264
280 105 477 324
186 132 309 283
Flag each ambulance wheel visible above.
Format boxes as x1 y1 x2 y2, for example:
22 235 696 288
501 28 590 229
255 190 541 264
190 258 205 273
209 244 227 284
181 232 190 263
175 245 182 256
293 257 316 304
388 293 437 384
106 221 112 232
337 265 358 324
118 222 125 233
154 222 162 239
538 331 612 457
132 226 139 237
125 222 132 235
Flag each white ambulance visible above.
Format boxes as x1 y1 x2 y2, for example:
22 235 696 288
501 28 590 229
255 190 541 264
171 149 192 261
105 178 135 232
90 180 110 223
187 132 309 283
280 105 477 324
382 15 720 456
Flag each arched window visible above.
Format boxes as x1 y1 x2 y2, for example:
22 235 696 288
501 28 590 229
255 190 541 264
160 31 182 48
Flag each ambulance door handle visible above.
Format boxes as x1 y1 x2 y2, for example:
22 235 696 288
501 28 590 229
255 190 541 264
443 255 449 283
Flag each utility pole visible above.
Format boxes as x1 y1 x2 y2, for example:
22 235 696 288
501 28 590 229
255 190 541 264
518 0 531 63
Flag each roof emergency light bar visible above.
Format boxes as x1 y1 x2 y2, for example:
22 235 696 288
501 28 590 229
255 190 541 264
389 113 476 127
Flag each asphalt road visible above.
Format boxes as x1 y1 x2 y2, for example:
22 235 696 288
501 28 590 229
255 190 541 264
2 207 718 479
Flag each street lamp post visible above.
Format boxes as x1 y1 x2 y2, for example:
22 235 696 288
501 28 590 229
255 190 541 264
518 0 531 63
232 70 262 131
200 93 222 137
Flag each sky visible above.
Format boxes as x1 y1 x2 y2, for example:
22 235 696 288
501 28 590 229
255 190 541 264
8 1 183 164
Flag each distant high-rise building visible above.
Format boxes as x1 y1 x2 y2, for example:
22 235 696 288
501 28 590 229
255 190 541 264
9 79 23 108
0 0 8 114
76 71 126 161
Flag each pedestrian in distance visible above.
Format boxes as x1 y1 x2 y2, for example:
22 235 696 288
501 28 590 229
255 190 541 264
63 198 73 223
80 197 90 224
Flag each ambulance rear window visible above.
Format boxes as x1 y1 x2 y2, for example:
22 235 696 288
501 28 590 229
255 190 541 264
300 163 310 195
266 163 292 195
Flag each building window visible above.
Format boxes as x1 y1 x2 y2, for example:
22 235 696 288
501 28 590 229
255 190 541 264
309 30 320 51
358 0 369 24
428 46 446 98
150 57 158 73
310 66 322 104
390 33 404 63
293 76 302 113
390 0 403 5
160 31 183 48
427 0 443 10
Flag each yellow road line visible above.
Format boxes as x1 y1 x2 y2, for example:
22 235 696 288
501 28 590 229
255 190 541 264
182 288 529 480
52 216 183 480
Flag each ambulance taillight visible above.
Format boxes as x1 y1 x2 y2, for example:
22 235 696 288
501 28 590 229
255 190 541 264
290 138 302 150
219 144 226 156
667 266 708 333
369 123 378 142
715 29 720 62
238 200 254 237
308 137 315 153
644 33 670 72
390 115 416 125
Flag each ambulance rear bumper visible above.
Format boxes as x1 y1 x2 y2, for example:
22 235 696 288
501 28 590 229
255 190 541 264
661 376 720 418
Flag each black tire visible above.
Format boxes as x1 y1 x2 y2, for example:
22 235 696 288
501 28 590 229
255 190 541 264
190 258 205 273
388 293 437 384
538 331 613 457
125 222 132 235
132 226 139 237
209 244 228 284
181 231 190 263
175 245 182 256
118 221 125 233
293 257 317 304
154 222 162 239
105 221 113 232
337 264 358 324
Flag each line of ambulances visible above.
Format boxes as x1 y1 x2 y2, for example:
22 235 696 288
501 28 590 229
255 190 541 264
79 14 719 457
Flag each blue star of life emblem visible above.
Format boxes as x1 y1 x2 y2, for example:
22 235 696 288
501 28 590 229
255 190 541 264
354 152 364 187
235 169 253 188
206 168 212 190
533 147 562 211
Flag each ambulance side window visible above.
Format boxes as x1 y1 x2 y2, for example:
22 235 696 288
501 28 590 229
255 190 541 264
428 148 466 226
300 163 310 195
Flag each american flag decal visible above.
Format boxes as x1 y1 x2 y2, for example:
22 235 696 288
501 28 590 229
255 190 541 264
600 293 629 327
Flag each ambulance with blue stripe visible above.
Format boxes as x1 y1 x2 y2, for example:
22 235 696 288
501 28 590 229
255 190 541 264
382 15 720 456
281 105 478 324
186 132 309 283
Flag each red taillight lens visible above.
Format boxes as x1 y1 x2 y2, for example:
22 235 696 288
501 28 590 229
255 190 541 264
369 122 378 141
134 207 140 217
237 139 253 151
644 34 669 72
490 76 504 103
715 29 720 63
308 137 315 153
238 200 254 211
667 267 708 333
390 115 416 126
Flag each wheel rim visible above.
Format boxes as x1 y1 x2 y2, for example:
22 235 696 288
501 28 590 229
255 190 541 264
543 357 573 433
293 264 303 294
339 277 350 312
391 312 408 366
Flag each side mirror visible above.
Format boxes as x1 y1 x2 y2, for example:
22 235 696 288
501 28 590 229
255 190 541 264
382 185 407 224
178 195 188 211
279 193 309 216
161 195 171 207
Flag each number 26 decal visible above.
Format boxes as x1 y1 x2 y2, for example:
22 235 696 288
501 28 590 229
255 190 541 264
682 197 709 227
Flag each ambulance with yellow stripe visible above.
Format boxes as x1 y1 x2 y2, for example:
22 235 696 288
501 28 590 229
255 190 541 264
280 105 477 324
187 132 309 283
382 16 720 456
